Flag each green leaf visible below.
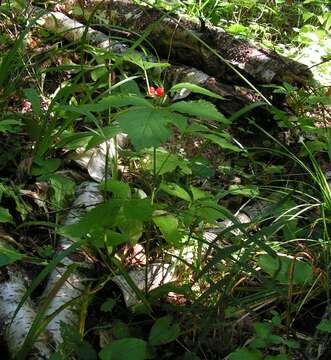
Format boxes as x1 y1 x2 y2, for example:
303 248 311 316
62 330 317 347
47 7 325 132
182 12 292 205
0 119 22 133
118 107 173 150
192 200 229 222
99 338 147 360
101 298 116 313
58 131 92 150
112 320 131 339
201 133 242 152
58 95 151 119
61 201 122 239
31 158 61 176
170 82 224 100
265 355 289 360
119 219 144 244
159 182 191 202
24 87 42 115
40 174 76 210
327 135 331 162
123 52 170 71
189 186 212 202
101 94 152 108
153 214 181 245
258 254 313 285
101 180 131 199
148 316 180 346
101 230 129 248
169 100 229 123
144 148 191 175
190 157 214 177
317 319 331 333
123 199 153 221
228 185 259 197
249 338 267 349
60 323 97 360
254 322 272 339
0 206 13 224
86 126 121 150
91 65 107 81
113 78 142 97
229 348 263 360
0 245 24 267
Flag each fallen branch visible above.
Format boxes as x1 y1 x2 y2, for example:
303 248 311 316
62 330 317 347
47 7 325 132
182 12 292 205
57 0 312 85
0 229 51 359
43 182 103 346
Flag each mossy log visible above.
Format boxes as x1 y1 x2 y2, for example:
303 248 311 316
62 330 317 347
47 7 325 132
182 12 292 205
57 0 312 86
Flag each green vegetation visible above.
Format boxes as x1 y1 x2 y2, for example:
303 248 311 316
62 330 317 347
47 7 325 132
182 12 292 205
0 0 330 359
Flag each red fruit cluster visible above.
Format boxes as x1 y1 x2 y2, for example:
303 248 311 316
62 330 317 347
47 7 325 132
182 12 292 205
148 86 165 97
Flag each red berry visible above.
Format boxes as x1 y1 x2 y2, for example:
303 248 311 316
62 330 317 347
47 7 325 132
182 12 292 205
148 86 155 96
155 87 165 97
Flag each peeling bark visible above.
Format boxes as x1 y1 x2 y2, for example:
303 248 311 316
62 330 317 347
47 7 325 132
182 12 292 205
43 182 103 346
57 0 312 85
0 230 51 359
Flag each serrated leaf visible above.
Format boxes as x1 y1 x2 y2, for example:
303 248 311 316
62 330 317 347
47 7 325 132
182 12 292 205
169 100 229 123
148 316 180 346
58 95 151 118
118 107 172 150
99 338 147 360
170 82 224 100
166 112 188 132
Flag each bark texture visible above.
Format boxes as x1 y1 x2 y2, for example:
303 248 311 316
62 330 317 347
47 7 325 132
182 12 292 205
0 229 51 359
58 0 312 85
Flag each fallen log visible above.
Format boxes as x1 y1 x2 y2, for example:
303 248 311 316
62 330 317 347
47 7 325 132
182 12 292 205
57 0 312 85
32 7 265 114
43 182 103 346
0 229 51 359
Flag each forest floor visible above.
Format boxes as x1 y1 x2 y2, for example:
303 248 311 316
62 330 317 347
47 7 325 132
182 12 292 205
0 1 330 360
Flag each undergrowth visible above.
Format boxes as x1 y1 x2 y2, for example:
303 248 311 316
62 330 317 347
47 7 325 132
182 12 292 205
0 0 330 359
